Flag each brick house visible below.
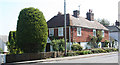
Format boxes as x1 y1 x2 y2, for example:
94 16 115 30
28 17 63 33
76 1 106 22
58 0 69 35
47 9 109 50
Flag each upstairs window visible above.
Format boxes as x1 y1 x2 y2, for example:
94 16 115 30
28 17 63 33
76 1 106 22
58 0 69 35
58 27 63 36
77 27 81 36
49 28 54 36
102 30 104 37
93 29 96 36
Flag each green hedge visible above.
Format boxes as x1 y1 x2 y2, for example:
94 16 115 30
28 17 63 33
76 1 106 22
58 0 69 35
67 52 78 56
74 50 92 55
72 48 118 56
71 44 83 51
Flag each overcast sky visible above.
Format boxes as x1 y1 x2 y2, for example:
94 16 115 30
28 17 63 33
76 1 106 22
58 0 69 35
0 0 120 35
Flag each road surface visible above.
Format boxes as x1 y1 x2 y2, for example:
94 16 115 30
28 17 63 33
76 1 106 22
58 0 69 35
42 53 118 63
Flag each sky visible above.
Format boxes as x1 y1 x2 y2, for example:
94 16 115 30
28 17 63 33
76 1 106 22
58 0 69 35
0 0 120 36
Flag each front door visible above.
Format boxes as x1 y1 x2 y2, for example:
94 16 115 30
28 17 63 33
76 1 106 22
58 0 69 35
46 43 50 52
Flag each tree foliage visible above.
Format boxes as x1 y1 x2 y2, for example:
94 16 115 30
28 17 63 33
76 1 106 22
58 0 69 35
7 31 22 54
104 40 109 47
97 18 110 26
71 43 83 51
0 48 3 52
16 7 48 53
88 31 103 48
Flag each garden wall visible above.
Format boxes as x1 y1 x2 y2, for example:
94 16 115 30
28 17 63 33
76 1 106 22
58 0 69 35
6 51 64 63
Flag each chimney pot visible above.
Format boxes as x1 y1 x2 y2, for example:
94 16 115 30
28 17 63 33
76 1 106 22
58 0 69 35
73 10 80 18
86 9 94 21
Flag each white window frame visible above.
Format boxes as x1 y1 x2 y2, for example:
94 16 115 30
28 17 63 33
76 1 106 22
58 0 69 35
77 27 81 36
58 27 63 36
102 30 104 37
93 29 96 36
49 28 54 36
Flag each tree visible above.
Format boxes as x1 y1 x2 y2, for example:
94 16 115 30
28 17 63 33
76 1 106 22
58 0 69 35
97 18 110 26
88 31 103 48
16 7 48 53
7 31 22 54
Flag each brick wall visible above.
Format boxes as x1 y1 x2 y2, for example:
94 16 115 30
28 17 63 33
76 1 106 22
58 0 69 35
71 27 109 43
48 27 70 41
48 27 109 43
101 30 109 42
71 27 93 42
6 52 64 63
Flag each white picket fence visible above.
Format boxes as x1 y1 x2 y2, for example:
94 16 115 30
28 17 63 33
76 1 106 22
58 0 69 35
0 54 6 64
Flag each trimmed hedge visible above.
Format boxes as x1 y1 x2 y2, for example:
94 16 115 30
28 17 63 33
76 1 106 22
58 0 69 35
75 50 92 55
73 48 118 56
67 52 78 56
16 7 48 53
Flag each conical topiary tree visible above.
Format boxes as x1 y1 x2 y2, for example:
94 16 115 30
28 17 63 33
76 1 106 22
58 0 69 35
16 7 48 53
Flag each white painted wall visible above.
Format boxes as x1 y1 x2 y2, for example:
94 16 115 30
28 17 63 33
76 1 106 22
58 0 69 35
109 32 119 41
0 39 8 53
80 42 91 49
118 1 120 22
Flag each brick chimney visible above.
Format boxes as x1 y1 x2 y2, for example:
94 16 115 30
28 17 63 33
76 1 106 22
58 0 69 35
115 20 120 27
73 10 80 18
86 9 94 21
57 12 62 16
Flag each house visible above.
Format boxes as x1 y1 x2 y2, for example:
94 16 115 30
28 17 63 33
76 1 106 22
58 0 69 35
47 9 109 50
105 21 120 49
0 35 8 54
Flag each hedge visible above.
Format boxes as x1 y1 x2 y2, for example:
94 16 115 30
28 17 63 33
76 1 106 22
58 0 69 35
73 48 118 56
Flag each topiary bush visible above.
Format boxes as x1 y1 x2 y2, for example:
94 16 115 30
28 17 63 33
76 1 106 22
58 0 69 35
71 44 83 51
16 7 48 53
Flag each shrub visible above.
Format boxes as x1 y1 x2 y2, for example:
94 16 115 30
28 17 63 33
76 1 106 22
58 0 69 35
67 52 77 56
75 50 92 55
50 38 65 52
91 49 99 53
91 48 106 53
16 7 48 53
71 44 83 51
103 48 118 52
104 40 109 47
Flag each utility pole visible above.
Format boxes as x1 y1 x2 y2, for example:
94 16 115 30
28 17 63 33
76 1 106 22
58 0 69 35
78 5 80 11
64 0 67 56
78 5 81 14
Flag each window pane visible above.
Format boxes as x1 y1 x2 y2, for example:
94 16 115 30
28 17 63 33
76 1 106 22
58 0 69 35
49 28 54 36
77 27 81 36
58 27 63 36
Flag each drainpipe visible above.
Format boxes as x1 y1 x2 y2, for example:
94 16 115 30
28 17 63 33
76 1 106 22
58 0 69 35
69 26 71 50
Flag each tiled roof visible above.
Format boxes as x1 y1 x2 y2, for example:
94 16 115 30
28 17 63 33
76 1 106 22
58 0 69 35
105 26 120 32
47 14 109 30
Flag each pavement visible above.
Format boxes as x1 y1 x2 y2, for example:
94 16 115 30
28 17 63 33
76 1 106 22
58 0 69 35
2 52 118 65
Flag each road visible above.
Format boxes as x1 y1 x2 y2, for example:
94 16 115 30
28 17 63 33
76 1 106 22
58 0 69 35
42 53 118 63
3 53 118 65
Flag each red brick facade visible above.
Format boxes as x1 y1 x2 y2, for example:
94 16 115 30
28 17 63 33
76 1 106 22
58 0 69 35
48 27 109 43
